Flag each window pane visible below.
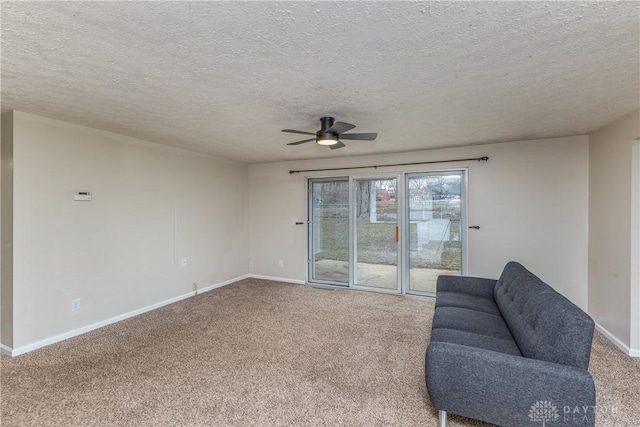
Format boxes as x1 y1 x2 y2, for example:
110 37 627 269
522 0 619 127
310 180 349 284
408 173 462 293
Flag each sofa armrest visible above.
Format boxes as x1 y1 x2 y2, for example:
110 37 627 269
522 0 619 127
426 342 596 427
436 275 497 299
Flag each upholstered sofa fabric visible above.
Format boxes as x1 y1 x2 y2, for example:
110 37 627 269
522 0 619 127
494 263 595 369
426 262 596 427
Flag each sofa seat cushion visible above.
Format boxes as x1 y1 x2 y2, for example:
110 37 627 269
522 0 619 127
431 328 522 356
432 306 516 341
435 291 501 316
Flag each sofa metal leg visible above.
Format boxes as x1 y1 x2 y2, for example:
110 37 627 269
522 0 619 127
438 410 447 427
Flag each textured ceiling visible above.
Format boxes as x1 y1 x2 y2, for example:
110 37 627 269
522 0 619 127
1 1 639 164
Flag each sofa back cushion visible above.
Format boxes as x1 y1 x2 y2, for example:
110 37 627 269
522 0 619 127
494 262 594 370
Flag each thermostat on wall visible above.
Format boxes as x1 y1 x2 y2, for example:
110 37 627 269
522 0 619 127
73 191 92 201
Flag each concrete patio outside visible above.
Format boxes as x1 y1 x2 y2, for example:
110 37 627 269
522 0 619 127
312 259 459 293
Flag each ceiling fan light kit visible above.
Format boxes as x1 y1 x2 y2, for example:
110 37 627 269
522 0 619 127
283 116 377 150
316 134 339 146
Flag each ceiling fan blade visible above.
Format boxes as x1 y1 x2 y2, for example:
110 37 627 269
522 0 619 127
282 129 316 136
339 133 377 141
286 138 315 146
329 141 346 150
327 121 355 135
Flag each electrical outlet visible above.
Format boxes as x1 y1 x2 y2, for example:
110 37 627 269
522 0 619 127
180 257 187 267
249 260 254 269
71 298 80 312
193 282 198 295
278 259 284 267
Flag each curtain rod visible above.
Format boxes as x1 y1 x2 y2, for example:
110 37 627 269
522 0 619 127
289 156 489 174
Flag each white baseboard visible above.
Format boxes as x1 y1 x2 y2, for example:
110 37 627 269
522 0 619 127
595 322 640 357
6 275 248 357
199 274 250 293
1 343 12 356
247 274 305 285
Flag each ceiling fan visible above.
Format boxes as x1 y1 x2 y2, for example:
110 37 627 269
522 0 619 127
282 116 377 150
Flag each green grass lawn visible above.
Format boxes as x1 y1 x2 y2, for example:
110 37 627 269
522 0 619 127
313 218 461 271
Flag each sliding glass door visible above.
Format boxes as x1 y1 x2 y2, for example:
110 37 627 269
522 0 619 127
308 170 465 295
308 178 349 285
353 177 399 291
407 172 464 295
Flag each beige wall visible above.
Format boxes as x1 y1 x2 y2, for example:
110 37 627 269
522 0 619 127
4 108 636 355
632 139 640 351
1 112 15 349
589 109 640 349
249 135 590 309
9 112 249 349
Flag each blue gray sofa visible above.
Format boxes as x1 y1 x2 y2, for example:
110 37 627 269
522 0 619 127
425 262 596 427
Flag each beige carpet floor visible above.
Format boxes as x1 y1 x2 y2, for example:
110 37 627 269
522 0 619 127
1 279 639 426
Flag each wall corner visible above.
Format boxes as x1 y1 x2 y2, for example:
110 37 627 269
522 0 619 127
1 111 14 349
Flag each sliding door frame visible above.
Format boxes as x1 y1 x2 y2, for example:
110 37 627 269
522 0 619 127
306 168 468 296
350 174 403 294
403 168 469 297
306 176 350 286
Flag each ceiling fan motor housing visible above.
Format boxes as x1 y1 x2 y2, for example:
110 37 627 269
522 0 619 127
316 116 339 145
319 116 335 131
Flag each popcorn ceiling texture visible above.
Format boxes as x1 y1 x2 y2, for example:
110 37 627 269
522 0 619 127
1 1 638 163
